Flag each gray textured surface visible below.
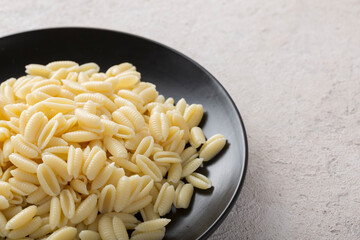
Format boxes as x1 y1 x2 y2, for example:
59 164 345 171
1 0 359 239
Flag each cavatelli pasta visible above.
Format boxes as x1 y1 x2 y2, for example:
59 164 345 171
0 61 227 239
6 205 37 230
199 134 226 161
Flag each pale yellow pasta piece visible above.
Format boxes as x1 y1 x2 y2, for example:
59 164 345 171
106 167 125 186
136 155 162 182
32 84 61 97
180 146 198 165
0 127 10 141
49 197 61 230
101 118 120 137
0 195 9 209
110 158 140 174
41 97 76 114
50 68 69 80
29 223 52 239
26 187 47 204
133 82 158 104
154 182 175 216
54 116 77 136
62 130 99 142
199 133 226 161
31 80 61 92
127 175 144 204
7 216 41 239
6 205 37 230
131 229 165 240
79 230 101 240
91 162 115 191
167 163 182 184
123 195 152 214
0 211 9 237
8 193 24 205
117 90 145 113
174 182 194 208
44 145 70 154
75 108 102 130
78 93 117 113
82 146 106 180
135 175 154 201
16 77 42 100
82 205 98 225
42 153 71 182
115 124 135 140
60 189 75 219
9 153 38 173
83 81 113 93
113 106 145 131
67 146 83 179
36 197 51 215
38 119 58 149
167 110 190 140
70 193 97 224
46 137 68 148
0 181 12 198
98 184 116 213
47 226 77 240
183 104 203 129
113 96 137 110
105 212 140 230
99 214 129 240
164 97 174 105
4 103 27 118
181 157 203 178
25 64 51 77
114 176 132 212
124 130 150 151
2 206 22 220
70 178 89 195
104 136 128 158
11 168 39 185
132 136 154 161
106 74 140 91
82 100 99 114
153 151 181 163
8 177 38 195
37 163 61 196
11 134 40 158
77 71 90 83
106 62 135 76
140 204 160 222
186 172 212 189
90 72 107 81
149 112 170 142
135 218 171 232
189 126 206 148
47 61 78 71
112 216 130 239
1 166 15 182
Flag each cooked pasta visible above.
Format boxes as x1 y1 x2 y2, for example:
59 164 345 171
0 61 226 239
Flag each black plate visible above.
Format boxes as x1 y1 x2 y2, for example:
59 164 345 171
0 28 248 240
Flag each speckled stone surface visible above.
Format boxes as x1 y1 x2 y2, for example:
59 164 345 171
1 0 360 239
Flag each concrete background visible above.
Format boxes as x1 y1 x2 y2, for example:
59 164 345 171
1 0 359 239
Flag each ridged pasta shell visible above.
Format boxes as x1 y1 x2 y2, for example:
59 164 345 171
199 134 226 161
37 164 60 196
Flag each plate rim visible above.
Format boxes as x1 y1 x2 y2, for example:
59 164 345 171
0 27 248 239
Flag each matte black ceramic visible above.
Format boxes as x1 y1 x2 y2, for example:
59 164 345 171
0 28 248 240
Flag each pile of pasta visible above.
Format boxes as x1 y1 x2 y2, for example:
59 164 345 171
0 61 226 240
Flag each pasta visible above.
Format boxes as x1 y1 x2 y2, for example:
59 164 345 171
0 61 227 239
